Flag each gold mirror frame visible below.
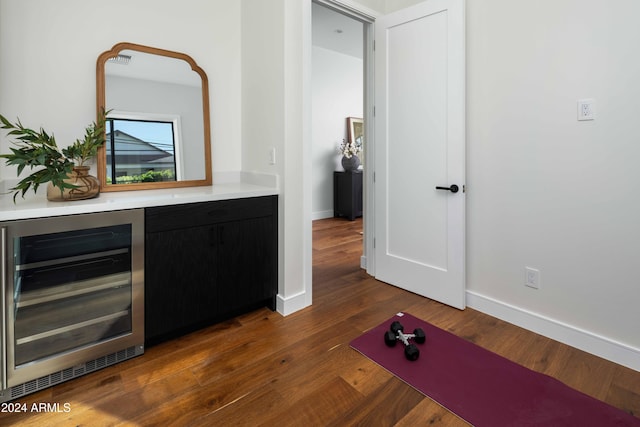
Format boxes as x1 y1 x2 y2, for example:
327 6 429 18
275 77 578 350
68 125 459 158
96 42 212 191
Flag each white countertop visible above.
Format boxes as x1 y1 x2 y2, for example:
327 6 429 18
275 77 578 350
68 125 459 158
0 172 279 222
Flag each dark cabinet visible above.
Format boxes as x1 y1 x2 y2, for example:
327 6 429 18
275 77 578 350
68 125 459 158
334 171 363 220
144 224 217 340
217 216 276 315
144 196 278 345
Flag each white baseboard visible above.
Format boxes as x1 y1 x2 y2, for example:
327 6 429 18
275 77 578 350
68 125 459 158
312 210 334 220
276 291 309 316
466 290 640 372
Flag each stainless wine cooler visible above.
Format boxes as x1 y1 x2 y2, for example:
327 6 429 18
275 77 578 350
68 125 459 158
0 209 144 402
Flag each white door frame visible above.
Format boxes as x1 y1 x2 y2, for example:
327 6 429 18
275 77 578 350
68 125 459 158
311 0 378 276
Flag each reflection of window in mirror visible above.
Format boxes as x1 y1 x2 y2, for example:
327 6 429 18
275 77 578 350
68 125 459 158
105 112 183 185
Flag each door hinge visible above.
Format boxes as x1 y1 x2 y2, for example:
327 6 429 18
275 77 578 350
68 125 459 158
373 40 376 51
373 237 376 248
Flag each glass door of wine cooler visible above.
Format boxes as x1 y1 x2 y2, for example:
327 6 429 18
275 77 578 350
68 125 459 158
14 223 135 366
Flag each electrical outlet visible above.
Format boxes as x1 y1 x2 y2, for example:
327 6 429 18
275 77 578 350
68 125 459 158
577 99 595 121
525 267 540 289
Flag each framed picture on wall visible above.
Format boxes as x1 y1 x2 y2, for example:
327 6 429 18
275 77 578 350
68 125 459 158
347 117 364 148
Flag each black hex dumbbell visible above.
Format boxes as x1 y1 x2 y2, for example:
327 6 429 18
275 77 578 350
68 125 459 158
383 321 426 361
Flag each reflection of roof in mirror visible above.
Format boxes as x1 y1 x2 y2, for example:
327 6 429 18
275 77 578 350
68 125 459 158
105 49 202 87
107 130 173 157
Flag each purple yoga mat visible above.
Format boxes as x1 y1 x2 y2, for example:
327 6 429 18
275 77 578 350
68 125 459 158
350 312 640 426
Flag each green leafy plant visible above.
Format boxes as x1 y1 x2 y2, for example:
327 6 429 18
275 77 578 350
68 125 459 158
61 114 108 167
0 110 107 202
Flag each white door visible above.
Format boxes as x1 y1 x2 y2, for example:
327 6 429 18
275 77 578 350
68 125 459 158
374 0 466 309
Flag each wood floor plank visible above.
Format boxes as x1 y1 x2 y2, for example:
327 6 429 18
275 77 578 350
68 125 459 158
256 377 364 427
553 346 616 401
395 398 471 427
607 366 640 418
327 376 425 426
191 383 286 427
340 355 393 396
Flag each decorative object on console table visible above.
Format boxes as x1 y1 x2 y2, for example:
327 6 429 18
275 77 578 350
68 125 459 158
339 137 362 172
45 165 100 201
334 170 363 220
341 154 361 172
0 110 107 202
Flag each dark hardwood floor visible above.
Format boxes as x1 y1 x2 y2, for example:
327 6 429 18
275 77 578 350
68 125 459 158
3 217 639 426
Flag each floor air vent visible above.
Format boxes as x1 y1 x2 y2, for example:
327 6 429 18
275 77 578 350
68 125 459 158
0 345 143 403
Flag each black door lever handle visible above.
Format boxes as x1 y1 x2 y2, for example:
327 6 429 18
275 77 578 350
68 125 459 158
435 184 459 193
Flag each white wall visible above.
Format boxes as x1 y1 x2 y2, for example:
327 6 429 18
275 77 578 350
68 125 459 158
465 0 640 367
241 0 312 314
0 0 241 180
312 46 363 219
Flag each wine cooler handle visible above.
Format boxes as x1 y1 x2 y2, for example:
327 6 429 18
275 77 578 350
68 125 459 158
1 226 7 390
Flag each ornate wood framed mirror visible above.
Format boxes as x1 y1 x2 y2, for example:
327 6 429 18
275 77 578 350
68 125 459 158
96 42 212 191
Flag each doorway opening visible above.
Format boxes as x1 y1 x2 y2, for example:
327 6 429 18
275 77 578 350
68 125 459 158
311 0 374 276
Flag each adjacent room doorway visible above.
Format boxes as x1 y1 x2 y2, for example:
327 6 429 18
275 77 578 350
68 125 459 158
310 0 466 310
311 1 369 264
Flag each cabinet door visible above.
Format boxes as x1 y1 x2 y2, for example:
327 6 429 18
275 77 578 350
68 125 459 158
145 224 217 342
334 172 363 220
217 216 276 315
144 196 278 345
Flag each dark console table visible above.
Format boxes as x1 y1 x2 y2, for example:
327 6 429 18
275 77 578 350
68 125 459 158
334 170 363 220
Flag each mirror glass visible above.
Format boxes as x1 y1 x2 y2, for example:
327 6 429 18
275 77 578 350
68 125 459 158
96 42 212 191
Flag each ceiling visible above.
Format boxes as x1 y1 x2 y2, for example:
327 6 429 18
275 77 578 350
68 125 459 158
312 3 364 59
